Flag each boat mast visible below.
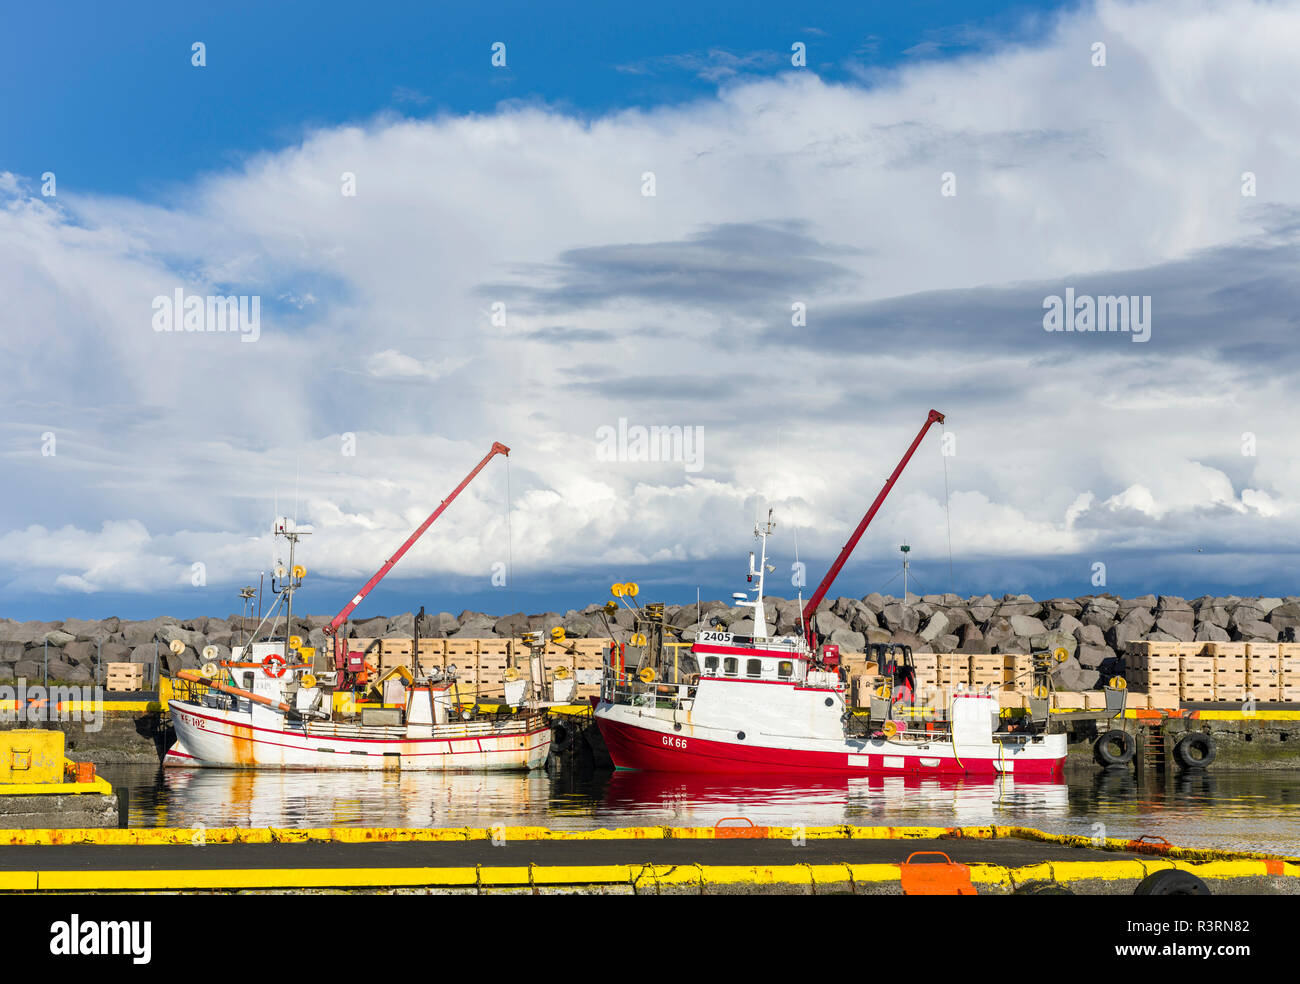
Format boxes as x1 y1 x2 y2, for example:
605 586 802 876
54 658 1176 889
747 510 775 640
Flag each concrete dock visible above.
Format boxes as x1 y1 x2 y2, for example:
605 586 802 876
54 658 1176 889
1 825 1295 894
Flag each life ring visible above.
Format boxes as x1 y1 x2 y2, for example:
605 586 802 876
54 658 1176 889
262 653 287 678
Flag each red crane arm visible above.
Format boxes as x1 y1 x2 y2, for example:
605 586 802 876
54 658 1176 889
801 410 945 648
325 442 510 649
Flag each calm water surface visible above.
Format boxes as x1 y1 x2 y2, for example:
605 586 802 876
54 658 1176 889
98 764 1300 855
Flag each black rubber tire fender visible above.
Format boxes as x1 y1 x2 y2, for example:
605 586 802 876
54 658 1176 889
1174 731 1216 770
1133 869 1211 896
1093 728 1136 767
550 722 572 753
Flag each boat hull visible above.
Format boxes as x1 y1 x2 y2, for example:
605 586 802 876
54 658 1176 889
165 701 550 771
595 705 1064 778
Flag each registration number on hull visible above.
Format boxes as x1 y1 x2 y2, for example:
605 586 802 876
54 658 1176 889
662 735 688 749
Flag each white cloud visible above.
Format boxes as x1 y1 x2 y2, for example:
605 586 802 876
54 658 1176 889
3 0 1300 603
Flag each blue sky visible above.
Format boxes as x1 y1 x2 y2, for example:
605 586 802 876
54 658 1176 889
3 0 1299 622
4 1 1057 195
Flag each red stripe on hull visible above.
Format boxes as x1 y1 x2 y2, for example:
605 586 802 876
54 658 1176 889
596 716 1063 778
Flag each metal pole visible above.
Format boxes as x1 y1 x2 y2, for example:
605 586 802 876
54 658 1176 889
154 640 159 691
43 640 48 687
96 638 102 686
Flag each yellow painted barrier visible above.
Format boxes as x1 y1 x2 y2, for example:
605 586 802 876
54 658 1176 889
0 824 1294 869
5 856 1295 893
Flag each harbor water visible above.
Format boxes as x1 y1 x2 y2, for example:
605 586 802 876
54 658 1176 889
99 763 1300 856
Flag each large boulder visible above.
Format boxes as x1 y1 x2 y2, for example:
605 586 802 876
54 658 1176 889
1046 598 1083 616
997 595 1041 618
879 604 919 634
814 610 851 637
1076 644 1116 669
452 614 497 637
1117 594 1156 616
1108 608 1155 651
981 617 1017 650
1267 602 1300 631
828 628 866 652
1081 598 1120 630
1196 603 1231 628
121 617 180 647
48 658 92 684
1008 614 1046 638
42 629 76 647
919 611 950 643
1074 623 1106 648
1153 615 1195 642
61 617 119 642
0 621 59 645
157 623 206 652
385 613 416 638
1035 627 1077 658
1232 619 1277 642
849 607 880 634
561 614 595 638
0 641 24 664
352 615 388 637
1052 655 1100 691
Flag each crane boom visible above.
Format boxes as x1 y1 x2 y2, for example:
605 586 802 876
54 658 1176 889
801 410 945 648
325 442 510 660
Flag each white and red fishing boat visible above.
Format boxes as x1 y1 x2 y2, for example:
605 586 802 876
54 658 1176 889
165 639 550 771
165 441 550 772
595 411 1068 778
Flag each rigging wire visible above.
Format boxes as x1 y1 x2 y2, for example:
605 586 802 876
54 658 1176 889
941 422 955 595
505 453 515 614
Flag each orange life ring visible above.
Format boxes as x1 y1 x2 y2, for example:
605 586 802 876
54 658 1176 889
262 653 287 678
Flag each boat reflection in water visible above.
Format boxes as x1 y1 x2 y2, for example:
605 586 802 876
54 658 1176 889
134 763 1065 831
158 765 552 830
602 770 1069 829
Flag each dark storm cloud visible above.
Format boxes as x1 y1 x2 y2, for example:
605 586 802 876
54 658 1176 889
482 220 862 311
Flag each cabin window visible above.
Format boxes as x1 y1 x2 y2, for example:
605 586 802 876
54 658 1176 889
746 659 762 678
723 657 738 676
704 656 720 673
778 660 793 678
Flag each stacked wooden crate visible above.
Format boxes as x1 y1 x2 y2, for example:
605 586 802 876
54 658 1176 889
105 661 144 693
416 639 445 676
476 639 510 698
970 654 1003 691
911 652 939 689
1206 642 1248 702
347 637 383 664
572 639 606 698
937 653 971 688
1282 644 1300 702
444 640 479 686
378 638 413 675
1001 654 1034 692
